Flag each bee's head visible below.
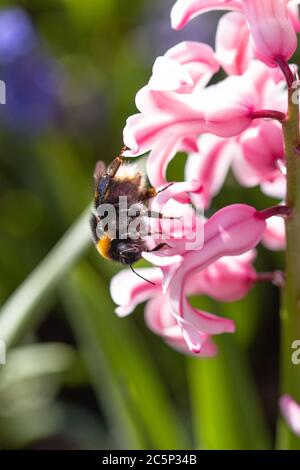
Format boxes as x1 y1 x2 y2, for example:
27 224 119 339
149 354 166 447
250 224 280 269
109 239 144 265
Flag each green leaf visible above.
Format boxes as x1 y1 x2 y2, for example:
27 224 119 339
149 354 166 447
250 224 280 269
61 261 189 450
188 334 271 450
0 206 91 348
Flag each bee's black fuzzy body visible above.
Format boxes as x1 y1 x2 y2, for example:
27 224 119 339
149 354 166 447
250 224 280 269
91 148 157 265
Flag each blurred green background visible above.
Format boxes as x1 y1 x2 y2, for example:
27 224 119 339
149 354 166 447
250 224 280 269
0 0 287 450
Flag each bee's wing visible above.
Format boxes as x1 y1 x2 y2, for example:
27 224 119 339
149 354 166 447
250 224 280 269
94 161 106 183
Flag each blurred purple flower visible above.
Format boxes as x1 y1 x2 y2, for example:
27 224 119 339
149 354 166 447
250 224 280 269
0 7 59 133
131 0 221 64
0 53 59 132
0 7 37 64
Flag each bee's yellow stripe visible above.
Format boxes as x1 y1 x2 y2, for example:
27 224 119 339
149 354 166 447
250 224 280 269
97 235 111 259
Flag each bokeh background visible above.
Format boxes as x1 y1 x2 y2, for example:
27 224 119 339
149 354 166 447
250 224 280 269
0 0 289 450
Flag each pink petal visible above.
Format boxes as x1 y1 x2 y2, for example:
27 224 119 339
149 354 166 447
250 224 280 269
181 136 198 152
216 12 252 75
142 251 183 267
199 81 255 137
243 59 286 110
195 253 257 302
123 86 208 156
182 298 236 335
147 135 180 187
148 181 205 246
261 174 286 200
238 121 284 184
185 135 236 208
110 268 162 316
262 216 286 251
203 205 267 254
171 0 242 30
168 204 267 347
149 56 194 92
135 85 203 117
232 141 263 188
145 295 217 356
165 41 220 89
243 0 297 67
152 180 204 209
123 113 173 156
288 2 300 33
280 394 300 436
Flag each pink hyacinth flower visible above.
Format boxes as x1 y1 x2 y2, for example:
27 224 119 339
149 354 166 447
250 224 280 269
183 60 287 212
280 394 300 436
123 85 207 157
141 79 256 188
242 0 297 69
171 0 243 30
124 39 286 189
123 41 219 157
143 202 280 353
150 41 220 93
110 249 257 356
157 204 270 353
110 268 217 356
171 0 297 72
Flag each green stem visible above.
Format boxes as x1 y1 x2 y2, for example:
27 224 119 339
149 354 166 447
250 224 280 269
277 88 300 449
0 206 91 348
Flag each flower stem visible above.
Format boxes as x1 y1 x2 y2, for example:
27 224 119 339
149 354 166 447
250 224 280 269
277 87 300 449
251 109 286 122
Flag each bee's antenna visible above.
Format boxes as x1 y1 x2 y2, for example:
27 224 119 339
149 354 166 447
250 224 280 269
129 265 156 286
107 146 129 177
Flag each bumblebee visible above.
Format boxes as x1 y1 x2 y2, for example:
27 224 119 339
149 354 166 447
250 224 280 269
90 147 168 271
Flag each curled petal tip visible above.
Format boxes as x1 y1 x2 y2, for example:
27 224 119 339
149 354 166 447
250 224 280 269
190 346 202 354
115 306 130 317
227 321 236 333
122 149 138 157
280 394 300 436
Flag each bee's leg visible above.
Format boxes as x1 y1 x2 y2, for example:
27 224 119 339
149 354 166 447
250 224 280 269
141 188 157 200
157 182 173 194
141 183 174 201
148 242 171 252
106 146 128 177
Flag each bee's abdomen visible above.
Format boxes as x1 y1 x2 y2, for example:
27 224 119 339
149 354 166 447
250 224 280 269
97 235 112 259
